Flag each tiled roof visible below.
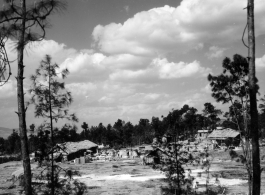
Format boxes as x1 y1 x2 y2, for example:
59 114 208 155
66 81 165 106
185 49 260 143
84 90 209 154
208 128 240 139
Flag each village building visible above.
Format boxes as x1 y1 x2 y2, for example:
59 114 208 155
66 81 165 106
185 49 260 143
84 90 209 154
196 129 211 140
207 128 240 147
138 144 153 154
51 140 98 162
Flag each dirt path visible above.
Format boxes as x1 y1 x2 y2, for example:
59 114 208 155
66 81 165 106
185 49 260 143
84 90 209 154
0 159 168 195
1 158 265 194
63 159 168 195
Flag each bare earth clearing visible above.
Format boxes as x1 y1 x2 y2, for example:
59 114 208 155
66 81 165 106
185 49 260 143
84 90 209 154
1 150 265 195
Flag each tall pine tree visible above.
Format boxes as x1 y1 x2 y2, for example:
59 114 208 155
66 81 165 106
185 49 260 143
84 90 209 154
0 1 66 194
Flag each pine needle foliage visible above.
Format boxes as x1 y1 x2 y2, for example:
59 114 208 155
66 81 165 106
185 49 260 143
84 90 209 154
29 55 77 123
29 55 78 195
207 54 259 195
0 1 67 194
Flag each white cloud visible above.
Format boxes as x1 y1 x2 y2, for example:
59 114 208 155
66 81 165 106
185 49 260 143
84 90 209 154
26 40 76 58
155 91 207 112
0 80 16 99
60 53 106 73
102 81 136 96
109 69 148 81
152 58 211 79
101 54 148 70
194 43 204 50
206 46 227 59
109 58 211 81
98 96 115 104
122 93 168 105
256 54 265 70
92 0 265 56
119 104 152 116
201 84 212 94
66 82 97 96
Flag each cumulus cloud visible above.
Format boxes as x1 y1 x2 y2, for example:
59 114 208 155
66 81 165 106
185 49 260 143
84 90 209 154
122 93 168 105
60 53 106 73
119 104 152 116
0 80 16 99
98 96 115 104
256 54 265 69
152 58 211 79
206 46 227 59
101 54 149 70
155 91 206 112
26 40 76 58
201 84 212 94
102 81 136 96
109 69 148 81
66 82 97 96
4 0 265 128
92 0 265 56
110 58 211 81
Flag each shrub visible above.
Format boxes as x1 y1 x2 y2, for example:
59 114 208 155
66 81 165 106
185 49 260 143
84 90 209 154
229 150 238 160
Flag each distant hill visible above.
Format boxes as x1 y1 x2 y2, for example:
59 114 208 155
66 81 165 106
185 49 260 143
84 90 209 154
0 127 15 139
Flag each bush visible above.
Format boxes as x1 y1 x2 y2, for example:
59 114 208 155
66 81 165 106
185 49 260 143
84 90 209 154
229 150 238 159
0 155 21 164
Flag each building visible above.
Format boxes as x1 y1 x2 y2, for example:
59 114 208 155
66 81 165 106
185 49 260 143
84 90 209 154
196 130 211 139
51 140 98 161
138 144 153 154
208 128 240 147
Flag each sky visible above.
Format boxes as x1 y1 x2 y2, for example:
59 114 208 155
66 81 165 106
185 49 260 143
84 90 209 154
0 0 265 131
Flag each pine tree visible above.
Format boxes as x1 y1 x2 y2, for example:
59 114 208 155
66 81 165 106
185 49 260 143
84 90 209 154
208 54 258 194
0 1 66 194
29 55 77 195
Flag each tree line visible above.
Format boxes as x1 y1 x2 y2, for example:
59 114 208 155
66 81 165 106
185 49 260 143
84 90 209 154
0 0 263 194
1 100 265 156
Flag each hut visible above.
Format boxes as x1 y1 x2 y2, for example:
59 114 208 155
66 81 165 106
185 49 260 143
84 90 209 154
52 140 98 162
118 149 129 158
208 128 240 147
138 144 153 154
144 149 161 165
196 130 211 140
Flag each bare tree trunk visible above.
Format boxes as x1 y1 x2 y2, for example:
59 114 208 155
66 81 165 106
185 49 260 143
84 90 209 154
16 0 32 194
247 0 261 194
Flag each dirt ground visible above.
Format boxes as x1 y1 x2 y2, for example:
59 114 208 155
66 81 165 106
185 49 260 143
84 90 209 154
0 159 168 195
1 150 265 195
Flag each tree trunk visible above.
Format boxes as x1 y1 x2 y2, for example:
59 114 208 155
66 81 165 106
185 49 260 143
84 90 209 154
248 172 252 195
247 0 261 194
16 1 32 194
48 60 55 195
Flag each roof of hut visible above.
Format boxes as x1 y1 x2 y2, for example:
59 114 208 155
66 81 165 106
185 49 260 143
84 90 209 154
144 145 154 151
208 128 240 140
197 130 210 133
56 140 98 155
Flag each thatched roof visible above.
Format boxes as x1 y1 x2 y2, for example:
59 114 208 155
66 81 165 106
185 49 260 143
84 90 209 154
208 128 240 140
56 140 98 155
